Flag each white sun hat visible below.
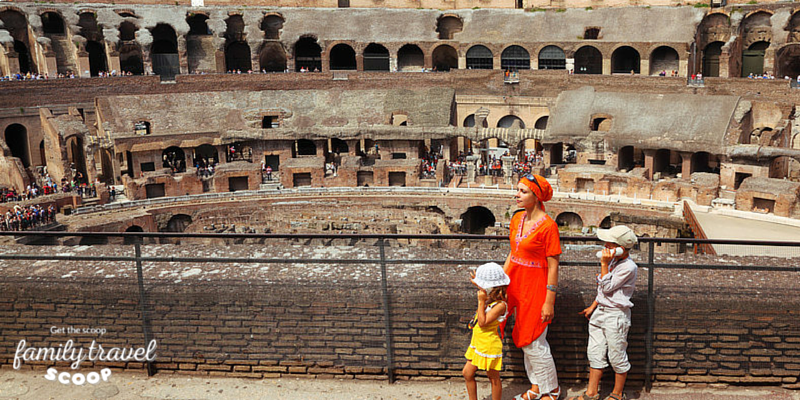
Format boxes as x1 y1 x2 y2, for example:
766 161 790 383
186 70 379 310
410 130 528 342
472 262 511 291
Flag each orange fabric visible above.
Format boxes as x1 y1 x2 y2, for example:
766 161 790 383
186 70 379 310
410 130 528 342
504 211 562 348
520 175 553 211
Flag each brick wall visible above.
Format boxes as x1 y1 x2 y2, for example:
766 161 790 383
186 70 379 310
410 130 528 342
1 261 798 388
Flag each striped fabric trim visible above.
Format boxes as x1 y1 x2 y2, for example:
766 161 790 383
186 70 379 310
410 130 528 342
468 345 502 359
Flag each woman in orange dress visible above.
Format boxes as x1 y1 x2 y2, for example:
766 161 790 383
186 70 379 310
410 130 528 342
504 174 562 400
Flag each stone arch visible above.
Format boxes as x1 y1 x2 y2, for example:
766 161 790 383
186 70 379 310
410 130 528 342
4 123 30 167
261 14 284 40
436 14 463 40
39 140 46 167
86 41 107 76
466 45 493 69
699 12 730 47
575 45 602 74
66 135 87 182
611 46 640 74
123 225 144 245
649 46 679 75
100 149 114 185
162 146 185 172
534 116 548 130
459 206 496 234
777 44 800 78
363 43 389 71
186 13 211 35
463 114 488 128
225 41 252 72
329 43 356 70
12 40 32 74
538 45 565 70
555 212 583 230
743 41 770 77
501 45 530 70
119 43 144 75
164 214 193 233
41 11 65 35
617 145 643 171
151 24 179 78
293 139 316 157
497 115 525 129
294 36 321 72
600 216 612 229
397 44 424 71
788 11 800 43
329 138 349 154
654 148 675 177
259 42 286 72
591 114 613 131
691 151 718 174
77 11 103 41
119 21 137 41
195 144 219 165
432 44 458 71
224 14 246 39
703 41 724 77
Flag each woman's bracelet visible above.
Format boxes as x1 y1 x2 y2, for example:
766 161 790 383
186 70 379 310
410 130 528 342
546 285 558 293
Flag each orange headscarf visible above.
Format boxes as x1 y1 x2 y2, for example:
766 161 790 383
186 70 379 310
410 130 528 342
520 174 553 211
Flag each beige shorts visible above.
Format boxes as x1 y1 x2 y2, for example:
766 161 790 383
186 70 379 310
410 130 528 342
587 305 631 374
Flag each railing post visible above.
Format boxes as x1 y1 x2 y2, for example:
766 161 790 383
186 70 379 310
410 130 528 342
378 237 395 383
134 241 155 376
645 240 655 392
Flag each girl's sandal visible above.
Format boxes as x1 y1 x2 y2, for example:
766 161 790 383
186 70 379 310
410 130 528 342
604 393 626 400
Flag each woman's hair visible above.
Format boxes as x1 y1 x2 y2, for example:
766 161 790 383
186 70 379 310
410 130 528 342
487 285 508 303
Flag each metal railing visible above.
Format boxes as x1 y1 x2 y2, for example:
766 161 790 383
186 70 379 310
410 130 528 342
1 231 799 390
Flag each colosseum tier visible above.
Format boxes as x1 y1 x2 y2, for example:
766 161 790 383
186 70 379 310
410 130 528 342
4 2 800 234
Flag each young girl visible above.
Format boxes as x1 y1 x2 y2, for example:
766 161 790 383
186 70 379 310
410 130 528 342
464 262 510 400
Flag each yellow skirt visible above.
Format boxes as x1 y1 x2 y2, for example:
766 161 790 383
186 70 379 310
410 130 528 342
464 323 503 371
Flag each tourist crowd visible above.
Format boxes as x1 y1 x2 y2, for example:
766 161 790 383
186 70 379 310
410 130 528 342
1 70 138 82
195 158 218 178
1 204 57 231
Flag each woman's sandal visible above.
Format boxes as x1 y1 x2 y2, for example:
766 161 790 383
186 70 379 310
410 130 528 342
604 394 626 400
568 392 600 400
513 389 540 400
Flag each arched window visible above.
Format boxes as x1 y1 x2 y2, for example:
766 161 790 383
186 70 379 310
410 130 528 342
397 44 424 71
261 14 284 40
497 115 525 129
86 41 107 77
41 12 65 35
259 42 286 72
611 46 640 74
501 45 530 70
649 46 679 75
151 24 180 79
363 43 389 71
187 14 210 35
4 124 30 167
466 45 493 69
294 37 321 72
437 15 463 40
329 44 356 70
575 46 602 74
538 45 565 70
225 41 252 72
432 45 458 71
703 41 724 77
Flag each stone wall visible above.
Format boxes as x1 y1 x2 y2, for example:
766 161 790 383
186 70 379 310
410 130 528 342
1 245 798 388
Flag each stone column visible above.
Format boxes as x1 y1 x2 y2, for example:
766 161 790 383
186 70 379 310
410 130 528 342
466 154 479 183
502 155 515 185
640 59 649 75
679 151 692 179
602 58 611 75
458 56 466 70
77 52 91 77
177 35 189 75
644 149 656 180
355 53 364 71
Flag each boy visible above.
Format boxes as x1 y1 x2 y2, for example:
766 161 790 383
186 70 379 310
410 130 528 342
570 225 638 400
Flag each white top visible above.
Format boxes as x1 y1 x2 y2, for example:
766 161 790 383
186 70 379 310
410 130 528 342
595 256 638 309
487 301 509 323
